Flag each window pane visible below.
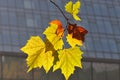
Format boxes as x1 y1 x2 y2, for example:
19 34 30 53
108 39 118 52
118 42 120 52
80 16 89 30
100 4 108 16
108 8 116 17
104 21 113 34
0 33 3 45
9 12 17 26
106 64 119 80
26 19 34 27
26 14 34 27
41 16 49 29
33 69 41 80
39 0 48 11
104 53 112 59
93 63 106 80
3 56 33 79
0 0 8 7
96 19 106 33
3 45 12 52
11 31 19 46
73 62 91 80
86 5 94 15
0 11 9 25
0 56 1 79
88 52 96 58
32 0 40 10
12 46 21 52
19 31 29 46
81 4 87 14
86 37 95 51
34 68 63 80
112 24 120 35
93 38 102 52
8 0 16 8
101 38 110 52
115 6 120 17
24 0 32 9
34 14 41 28
88 21 97 33
93 4 101 15
0 45 3 51
17 12 26 27
96 52 104 58
16 0 24 9
2 30 11 45
111 54 120 59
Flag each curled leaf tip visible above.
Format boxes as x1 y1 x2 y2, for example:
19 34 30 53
50 20 62 28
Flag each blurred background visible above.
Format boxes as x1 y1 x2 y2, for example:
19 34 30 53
0 0 120 80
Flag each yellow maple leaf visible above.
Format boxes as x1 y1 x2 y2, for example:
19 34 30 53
53 47 83 80
43 20 64 50
66 34 83 47
65 1 81 21
21 36 54 73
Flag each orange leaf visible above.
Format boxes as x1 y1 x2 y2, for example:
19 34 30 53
50 20 64 37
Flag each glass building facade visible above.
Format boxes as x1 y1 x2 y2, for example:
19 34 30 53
0 0 120 80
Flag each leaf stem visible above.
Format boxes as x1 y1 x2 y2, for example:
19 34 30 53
49 0 69 22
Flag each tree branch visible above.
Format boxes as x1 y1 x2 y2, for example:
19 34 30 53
49 0 68 22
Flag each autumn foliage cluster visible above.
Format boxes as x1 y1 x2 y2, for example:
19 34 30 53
21 0 88 80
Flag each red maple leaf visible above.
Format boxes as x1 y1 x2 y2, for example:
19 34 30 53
67 23 88 42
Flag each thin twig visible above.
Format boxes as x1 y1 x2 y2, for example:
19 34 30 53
49 0 69 22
